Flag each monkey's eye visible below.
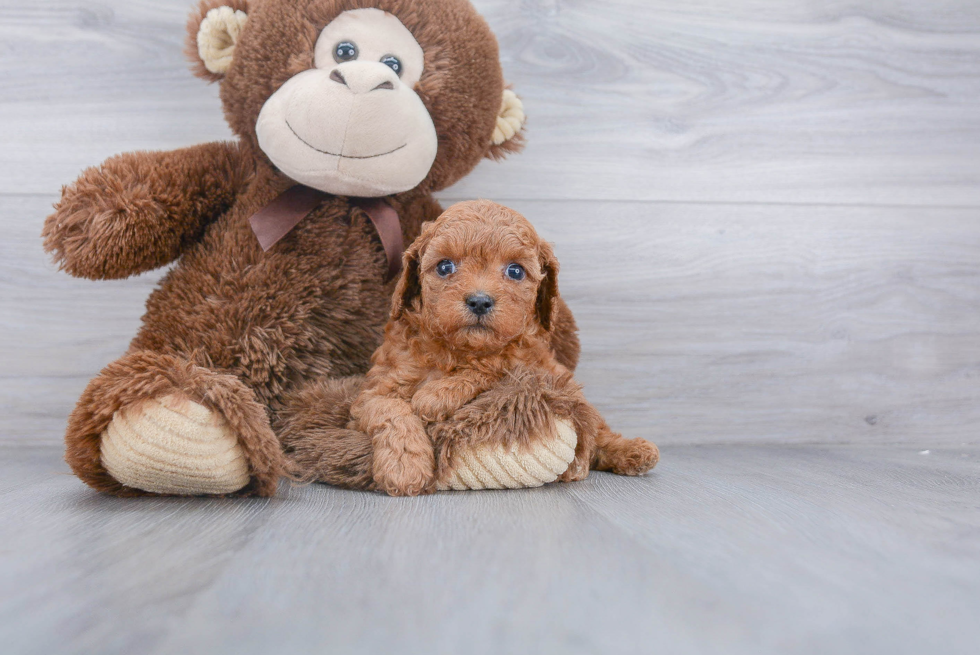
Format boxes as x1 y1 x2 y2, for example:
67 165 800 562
334 41 358 62
506 263 526 281
380 55 402 76
436 259 456 277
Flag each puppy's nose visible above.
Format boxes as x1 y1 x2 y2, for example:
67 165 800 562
466 293 494 316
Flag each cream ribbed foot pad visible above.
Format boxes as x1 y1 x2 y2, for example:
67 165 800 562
436 418 577 491
100 394 250 495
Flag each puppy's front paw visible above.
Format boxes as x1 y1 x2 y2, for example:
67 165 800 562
374 453 436 497
411 387 454 423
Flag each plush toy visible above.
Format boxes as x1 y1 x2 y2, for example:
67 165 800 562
42 0 582 497
278 201 659 495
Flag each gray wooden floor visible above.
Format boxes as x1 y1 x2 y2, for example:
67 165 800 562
1 444 978 655
2 0 980 652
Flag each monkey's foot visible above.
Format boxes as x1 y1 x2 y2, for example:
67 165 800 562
100 393 250 495
436 418 577 491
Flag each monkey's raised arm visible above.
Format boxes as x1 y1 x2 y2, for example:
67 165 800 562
42 141 251 280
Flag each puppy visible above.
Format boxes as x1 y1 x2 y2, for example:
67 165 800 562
348 200 659 496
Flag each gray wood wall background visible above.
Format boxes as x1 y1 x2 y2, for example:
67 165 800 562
2 0 978 447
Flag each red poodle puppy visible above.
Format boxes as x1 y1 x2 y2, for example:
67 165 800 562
348 200 659 496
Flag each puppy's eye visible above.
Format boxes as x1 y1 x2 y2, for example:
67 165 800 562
436 259 456 277
506 263 526 281
380 55 402 76
334 41 358 62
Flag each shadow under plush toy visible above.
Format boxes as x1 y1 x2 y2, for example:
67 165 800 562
278 201 659 495
42 0 586 497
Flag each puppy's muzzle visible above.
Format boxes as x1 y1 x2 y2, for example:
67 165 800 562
465 293 494 316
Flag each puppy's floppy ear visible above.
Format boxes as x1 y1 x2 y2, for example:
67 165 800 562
535 241 560 332
390 223 435 321
185 0 250 82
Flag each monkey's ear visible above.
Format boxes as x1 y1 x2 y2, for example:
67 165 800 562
486 89 527 160
185 0 250 82
390 224 435 321
535 241 560 332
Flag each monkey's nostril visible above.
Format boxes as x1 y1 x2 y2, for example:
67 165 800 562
373 80 395 91
466 293 494 316
330 70 347 86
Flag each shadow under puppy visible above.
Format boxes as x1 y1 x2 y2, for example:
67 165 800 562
279 200 658 495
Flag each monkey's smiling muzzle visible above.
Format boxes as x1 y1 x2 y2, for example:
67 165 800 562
255 8 438 197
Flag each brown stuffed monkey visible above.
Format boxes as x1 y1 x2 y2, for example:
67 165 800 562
42 0 581 497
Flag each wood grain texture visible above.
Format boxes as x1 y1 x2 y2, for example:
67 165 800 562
3 0 978 444
0 0 978 203
2 3 978 652
7 193 979 445
1 444 977 655
518 199 980 445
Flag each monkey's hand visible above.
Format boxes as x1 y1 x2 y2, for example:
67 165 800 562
42 142 248 280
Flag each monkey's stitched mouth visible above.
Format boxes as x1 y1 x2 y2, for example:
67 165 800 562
286 120 407 159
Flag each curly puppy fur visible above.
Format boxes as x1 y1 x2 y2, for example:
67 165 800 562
280 201 659 496
42 0 580 496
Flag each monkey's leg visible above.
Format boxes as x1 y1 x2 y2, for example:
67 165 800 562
65 350 282 496
275 376 376 491
427 369 580 490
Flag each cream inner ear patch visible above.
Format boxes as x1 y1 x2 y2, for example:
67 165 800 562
198 6 249 75
492 90 526 145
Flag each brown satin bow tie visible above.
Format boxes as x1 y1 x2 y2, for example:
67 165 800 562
248 185 404 281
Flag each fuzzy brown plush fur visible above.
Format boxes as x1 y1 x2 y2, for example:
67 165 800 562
43 0 579 496
278 202 659 495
